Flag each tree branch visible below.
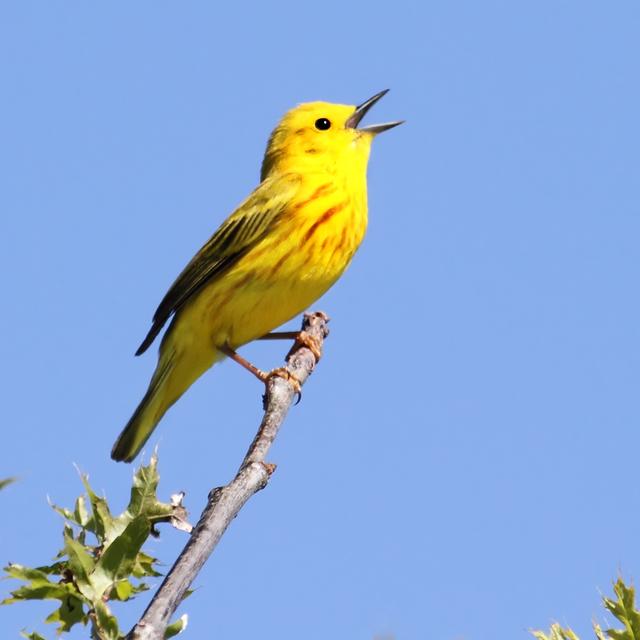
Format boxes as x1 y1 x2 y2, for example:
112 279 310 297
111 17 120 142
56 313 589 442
128 311 330 640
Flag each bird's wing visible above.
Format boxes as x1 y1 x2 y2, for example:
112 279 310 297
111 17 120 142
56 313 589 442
135 174 300 355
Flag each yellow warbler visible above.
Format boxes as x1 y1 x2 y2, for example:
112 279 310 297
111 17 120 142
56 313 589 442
111 90 402 462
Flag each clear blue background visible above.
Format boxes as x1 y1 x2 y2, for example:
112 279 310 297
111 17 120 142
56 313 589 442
1 2 638 638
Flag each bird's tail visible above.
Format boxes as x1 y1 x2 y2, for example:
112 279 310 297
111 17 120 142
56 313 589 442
111 345 216 463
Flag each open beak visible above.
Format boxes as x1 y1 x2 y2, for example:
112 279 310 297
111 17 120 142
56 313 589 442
345 89 404 134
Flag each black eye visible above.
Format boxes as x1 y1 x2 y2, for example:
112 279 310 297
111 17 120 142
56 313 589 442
315 118 331 131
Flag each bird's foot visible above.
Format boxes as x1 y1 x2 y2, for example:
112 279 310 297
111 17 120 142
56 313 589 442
265 367 302 395
289 330 323 362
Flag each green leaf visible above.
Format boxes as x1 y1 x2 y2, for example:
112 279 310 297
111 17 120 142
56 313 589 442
2 581 70 604
131 581 151 596
531 624 580 640
113 579 133 601
0 477 17 491
63 532 95 600
44 594 87 631
165 614 188 638
593 623 607 640
132 551 162 578
93 600 120 640
112 579 150 602
74 495 91 528
20 631 47 640
80 472 115 543
126 452 161 517
603 579 640 640
49 500 76 523
62 522 75 541
123 452 174 523
3 563 52 583
92 515 150 596
34 561 68 576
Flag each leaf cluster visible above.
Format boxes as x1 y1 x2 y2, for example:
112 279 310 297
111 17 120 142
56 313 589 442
533 579 640 640
3 454 188 639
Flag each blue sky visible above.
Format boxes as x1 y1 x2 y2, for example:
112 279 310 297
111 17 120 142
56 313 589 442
1 2 639 638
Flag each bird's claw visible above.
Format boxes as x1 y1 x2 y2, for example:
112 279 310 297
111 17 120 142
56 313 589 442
266 367 303 395
291 331 323 362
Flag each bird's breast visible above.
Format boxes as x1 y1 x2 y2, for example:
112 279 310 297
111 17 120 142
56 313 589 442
284 177 368 283
192 176 368 348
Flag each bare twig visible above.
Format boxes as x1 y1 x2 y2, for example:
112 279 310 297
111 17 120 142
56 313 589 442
128 311 330 640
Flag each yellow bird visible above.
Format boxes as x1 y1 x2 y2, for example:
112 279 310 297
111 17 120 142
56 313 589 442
111 90 402 462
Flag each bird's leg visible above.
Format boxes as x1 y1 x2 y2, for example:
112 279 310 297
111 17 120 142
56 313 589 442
257 330 323 362
220 344 302 394
220 345 267 383
257 331 299 341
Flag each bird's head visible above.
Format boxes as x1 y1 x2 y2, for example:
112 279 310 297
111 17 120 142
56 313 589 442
260 90 402 180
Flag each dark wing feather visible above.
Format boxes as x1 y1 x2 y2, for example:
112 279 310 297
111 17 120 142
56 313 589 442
135 175 299 355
